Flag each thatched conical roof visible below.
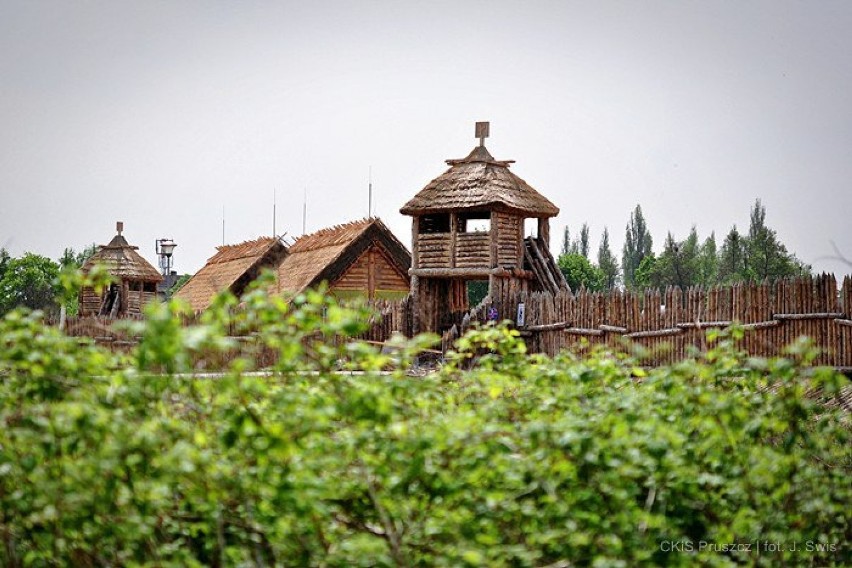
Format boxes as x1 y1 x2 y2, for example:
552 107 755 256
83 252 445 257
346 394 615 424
400 144 559 218
82 225 163 283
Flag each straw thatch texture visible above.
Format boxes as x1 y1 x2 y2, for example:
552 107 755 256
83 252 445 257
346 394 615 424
400 145 559 217
82 234 162 283
273 218 410 296
176 237 286 312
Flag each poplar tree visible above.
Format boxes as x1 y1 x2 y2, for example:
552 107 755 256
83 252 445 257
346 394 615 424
578 223 590 259
718 226 746 284
561 226 571 257
745 199 806 281
622 205 653 289
597 227 620 290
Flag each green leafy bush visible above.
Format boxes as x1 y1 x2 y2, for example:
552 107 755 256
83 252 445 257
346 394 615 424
0 286 849 566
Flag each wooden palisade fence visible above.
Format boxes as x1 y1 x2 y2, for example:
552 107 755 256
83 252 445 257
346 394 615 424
447 273 852 370
53 275 852 370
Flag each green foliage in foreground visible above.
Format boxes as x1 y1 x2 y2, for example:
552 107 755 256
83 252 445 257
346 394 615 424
0 286 849 567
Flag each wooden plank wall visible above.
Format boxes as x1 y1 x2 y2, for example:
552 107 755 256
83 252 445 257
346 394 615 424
494 211 522 268
416 234 451 269
455 233 490 268
454 273 852 368
333 246 409 298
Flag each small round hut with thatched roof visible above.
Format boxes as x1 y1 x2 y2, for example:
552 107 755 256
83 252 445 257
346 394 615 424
79 222 163 317
401 122 567 334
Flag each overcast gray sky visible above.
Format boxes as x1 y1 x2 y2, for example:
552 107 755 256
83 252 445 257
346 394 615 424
2 1 851 276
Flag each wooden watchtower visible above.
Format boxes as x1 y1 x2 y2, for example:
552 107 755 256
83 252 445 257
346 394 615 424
79 222 163 317
401 123 567 334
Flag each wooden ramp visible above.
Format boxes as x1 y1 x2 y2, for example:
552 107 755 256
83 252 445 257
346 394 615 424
524 237 569 295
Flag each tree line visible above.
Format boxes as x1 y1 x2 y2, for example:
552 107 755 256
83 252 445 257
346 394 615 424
557 199 810 292
0 244 197 317
0 245 97 317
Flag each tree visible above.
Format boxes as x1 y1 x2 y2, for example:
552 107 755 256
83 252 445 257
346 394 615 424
697 232 719 286
744 199 807 281
56 244 99 316
639 229 701 289
169 273 192 296
577 223 590 259
559 224 590 259
0 248 10 281
0 253 61 316
633 254 657 289
560 226 571 256
718 226 746 284
597 228 619 290
59 243 98 270
557 253 605 292
622 205 653 289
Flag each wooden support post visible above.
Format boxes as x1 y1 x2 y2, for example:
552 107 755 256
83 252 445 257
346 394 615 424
411 217 419 270
410 275 421 334
367 249 376 300
538 217 550 249
490 211 498 268
449 212 458 268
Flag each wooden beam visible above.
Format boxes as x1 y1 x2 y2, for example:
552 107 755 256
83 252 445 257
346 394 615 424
565 327 604 337
411 217 419 270
741 320 781 330
522 321 571 332
538 217 550 249
773 312 844 320
529 238 560 295
626 328 683 339
367 248 376 300
489 211 498 268
599 324 628 333
411 267 502 278
676 321 733 329
449 212 457 269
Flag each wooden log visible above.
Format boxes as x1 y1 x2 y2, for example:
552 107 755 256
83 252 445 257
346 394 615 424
741 319 781 331
599 324 628 333
565 327 605 337
539 217 550 248
834 319 852 328
773 312 844 320
676 320 732 329
626 328 683 339
523 321 572 332
410 268 494 278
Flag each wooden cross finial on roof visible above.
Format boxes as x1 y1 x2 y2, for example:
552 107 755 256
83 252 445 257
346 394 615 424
475 121 490 147
116 221 124 235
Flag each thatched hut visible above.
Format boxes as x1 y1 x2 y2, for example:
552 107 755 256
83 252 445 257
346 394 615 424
273 217 410 300
79 222 163 317
175 236 288 313
400 122 567 333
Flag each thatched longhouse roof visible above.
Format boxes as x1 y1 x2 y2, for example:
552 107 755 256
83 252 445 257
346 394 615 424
175 237 287 312
274 218 409 295
82 224 162 283
400 144 559 218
